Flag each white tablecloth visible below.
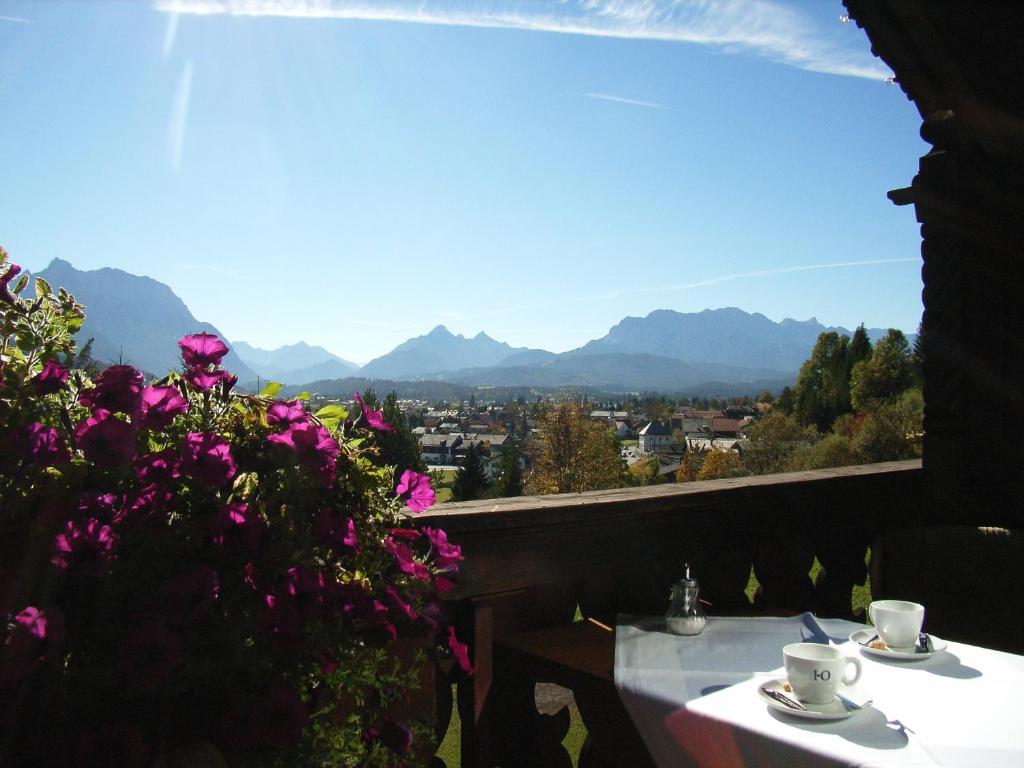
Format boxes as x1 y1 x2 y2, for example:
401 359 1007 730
614 615 1024 768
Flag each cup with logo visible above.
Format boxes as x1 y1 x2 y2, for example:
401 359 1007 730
783 643 863 705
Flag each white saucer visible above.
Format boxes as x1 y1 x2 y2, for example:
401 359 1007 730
758 678 870 721
849 628 948 660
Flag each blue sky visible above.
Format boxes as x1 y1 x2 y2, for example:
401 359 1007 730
0 1 925 363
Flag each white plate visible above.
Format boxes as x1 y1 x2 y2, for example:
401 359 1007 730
850 628 948 660
758 678 870 721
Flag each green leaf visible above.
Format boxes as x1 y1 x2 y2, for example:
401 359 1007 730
258 381 283 399
13 273 29 296
315 404 348 431
34 277 52 299
294 391 311 401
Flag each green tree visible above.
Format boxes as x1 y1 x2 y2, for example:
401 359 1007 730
492 444 524 498
794 332 853 431
744 411 818 475
526 402 625 494
757 389 776 404
849 323 873 367
785 433 858 471
452 444 489 501
362 389 427 480
775 386 795 415
628 456 663 486
850 329 913 411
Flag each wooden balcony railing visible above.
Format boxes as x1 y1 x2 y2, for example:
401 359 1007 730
415 459 924 767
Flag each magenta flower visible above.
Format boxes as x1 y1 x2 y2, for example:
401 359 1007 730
8 422 70 467
122 483 174 521
396 469 435 513
181 431 237 487
0 262 20 303
164 565 220 624
267 400 308 425
75 409 137 468
424 526 463 572
384 585 418 623
78 364 144 414
353 392 394 432
384 533 430 582
184 367 233 392
211 502 264 553
73 721 150 768
52 518 118 575
315 509 359 556
0 606 65 687
133 448 181 484
178 331 229 368
448 626 474 675
77 491 123 522
32 359 69 395
267 422 340 486
139 384 188 429
117 622 181 689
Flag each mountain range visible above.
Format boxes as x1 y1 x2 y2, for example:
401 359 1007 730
233 341 359 385
27 259 912 395
33 259 258 382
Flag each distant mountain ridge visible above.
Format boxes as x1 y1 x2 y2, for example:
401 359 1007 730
569 307 900 373
358 325 550 380
34 259 257 381
28 259 915 395
233 340 359 385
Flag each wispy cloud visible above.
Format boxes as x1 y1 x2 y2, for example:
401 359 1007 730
577 257 919 303
152 0 891 81
584 92 668 110
162 11 179 59
0 14 31 24
168 60 193 171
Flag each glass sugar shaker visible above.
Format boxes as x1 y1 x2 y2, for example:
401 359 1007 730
666 563 707 636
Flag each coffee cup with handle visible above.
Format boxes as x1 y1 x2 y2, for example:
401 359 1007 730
869 599 925 649
783 643 863 705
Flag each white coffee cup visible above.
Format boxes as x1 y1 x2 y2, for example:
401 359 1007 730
869 600 925 649
783 643 863 705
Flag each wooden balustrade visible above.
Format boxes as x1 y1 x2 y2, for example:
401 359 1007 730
415 460 924 767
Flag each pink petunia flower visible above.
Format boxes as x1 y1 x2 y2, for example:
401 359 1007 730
0 262 21 303
184 367 234 393
178 332 229 368
353 392 394 432
395 469 435 513
267 400 308 425
0 606 65 687
74 410 137 469
448 626 474 675
139 385 188 429
211 501 264 553
315 509 359 556
32 359 69 395
423 526 463 573
8 422 70 467
384 533 430 582
78 365 144 414
133 448 181 485
52 518 118 575
181 432 237 487
267 422 340 486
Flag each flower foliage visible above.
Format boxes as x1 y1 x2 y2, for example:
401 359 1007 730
0 247 467 767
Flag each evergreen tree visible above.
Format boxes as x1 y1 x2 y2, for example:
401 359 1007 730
452 444 489 502
793 332 853 431
849 323 873 366
362 389 427 480
492 444 523 498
